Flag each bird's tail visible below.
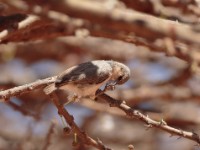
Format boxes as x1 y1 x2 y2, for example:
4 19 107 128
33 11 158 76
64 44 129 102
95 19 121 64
43 84 57 95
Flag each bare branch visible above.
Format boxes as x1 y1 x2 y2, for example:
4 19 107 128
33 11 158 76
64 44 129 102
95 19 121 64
0 76 56 100
97 93 200 144
45 0 200 45
0 76 200 144
48 92 112 150
43 121 56 150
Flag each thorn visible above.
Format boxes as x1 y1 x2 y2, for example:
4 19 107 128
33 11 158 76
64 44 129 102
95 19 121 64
74 132 78 143
97 138 107 149
159 119 167 126
180 129 186 137
72 133 79 147
144 124 153 130
192 130 199 136
28 86 33 90
97 138 103 145
191 130 200 143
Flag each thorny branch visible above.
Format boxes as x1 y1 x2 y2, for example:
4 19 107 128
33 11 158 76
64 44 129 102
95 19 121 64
48 92 112 150
0 77 112 149
0 76 200 145
98 93 200 144
1 0 200 149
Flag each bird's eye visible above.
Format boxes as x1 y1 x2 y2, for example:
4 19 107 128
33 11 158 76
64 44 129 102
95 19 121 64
118 75 123 81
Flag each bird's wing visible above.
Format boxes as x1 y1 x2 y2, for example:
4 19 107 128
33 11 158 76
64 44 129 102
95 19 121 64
55 61 111 87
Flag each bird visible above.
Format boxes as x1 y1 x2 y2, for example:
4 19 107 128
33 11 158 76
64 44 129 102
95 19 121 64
43 60 130 101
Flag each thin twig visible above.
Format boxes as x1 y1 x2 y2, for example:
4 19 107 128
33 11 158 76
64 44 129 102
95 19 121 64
0 76 56 101
97 92 200 144
43 122 55 150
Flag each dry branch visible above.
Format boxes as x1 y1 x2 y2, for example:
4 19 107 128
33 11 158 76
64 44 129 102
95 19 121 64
1 1 199 64
0 76 56 100
45 0 200 45
0 75 199 145
49 92 112 150
98 93 200 144
0 13 83 43
121 0 200 24
23 0 200 63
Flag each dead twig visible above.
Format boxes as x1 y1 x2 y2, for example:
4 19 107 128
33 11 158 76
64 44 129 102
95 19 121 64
0 76 56 101
97 92 200 144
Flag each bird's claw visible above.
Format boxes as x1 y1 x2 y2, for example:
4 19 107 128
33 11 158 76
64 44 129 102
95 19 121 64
105 84 115 91
95 82 117 97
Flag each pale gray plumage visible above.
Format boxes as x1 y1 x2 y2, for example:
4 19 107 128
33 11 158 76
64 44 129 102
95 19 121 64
44 60 130 99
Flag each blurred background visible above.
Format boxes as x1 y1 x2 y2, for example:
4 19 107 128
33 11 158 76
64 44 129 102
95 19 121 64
0 0 200 150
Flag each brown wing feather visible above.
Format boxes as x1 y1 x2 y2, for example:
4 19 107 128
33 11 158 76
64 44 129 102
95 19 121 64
55 61 111 88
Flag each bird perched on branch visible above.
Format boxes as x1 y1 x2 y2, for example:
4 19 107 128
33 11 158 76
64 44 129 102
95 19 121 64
44 60 130 101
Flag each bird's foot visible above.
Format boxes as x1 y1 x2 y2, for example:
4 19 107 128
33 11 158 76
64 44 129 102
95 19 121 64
105 83 116 91
95 82 117 97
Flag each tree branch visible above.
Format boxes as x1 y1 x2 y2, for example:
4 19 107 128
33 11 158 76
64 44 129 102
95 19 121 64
0 76 56 101
0 76 200 144
48 92 111 150
97 93 200 144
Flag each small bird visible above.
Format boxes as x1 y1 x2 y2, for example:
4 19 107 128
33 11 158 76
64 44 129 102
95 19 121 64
44 60 130 101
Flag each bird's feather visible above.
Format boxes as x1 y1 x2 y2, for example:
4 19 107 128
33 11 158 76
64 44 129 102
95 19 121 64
55 61 112 87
